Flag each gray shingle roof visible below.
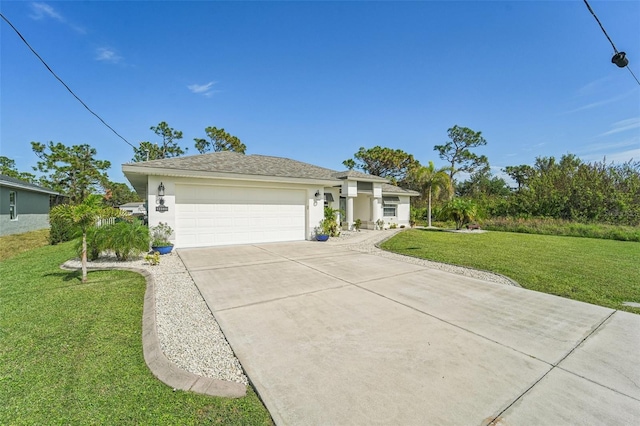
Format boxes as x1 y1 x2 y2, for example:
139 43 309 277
124 152 417 196
124 152 341 181
0 174 59 195
332 170 389 182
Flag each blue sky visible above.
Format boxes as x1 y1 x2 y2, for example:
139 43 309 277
1 1 639 186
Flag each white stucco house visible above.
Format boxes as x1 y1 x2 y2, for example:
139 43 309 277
122 152 419 248
119 202 146 215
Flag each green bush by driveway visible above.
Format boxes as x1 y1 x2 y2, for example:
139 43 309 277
380 229 640 314
0 243 272 425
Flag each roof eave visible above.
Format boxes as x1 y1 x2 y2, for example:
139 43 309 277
382 189 421 197
122 164 341 191
0 180 59 195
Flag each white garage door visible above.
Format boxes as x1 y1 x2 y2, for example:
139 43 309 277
175 185 306 247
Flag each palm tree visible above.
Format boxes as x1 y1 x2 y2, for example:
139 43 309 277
50 195 120 283
415 162 452 227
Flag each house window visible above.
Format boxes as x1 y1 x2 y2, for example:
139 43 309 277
9 191 17 220
383 196 399 217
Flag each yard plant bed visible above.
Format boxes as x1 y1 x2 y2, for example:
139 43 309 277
380 229 640 314
0 242 272 425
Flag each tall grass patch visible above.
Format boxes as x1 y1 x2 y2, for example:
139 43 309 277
481 217 640 242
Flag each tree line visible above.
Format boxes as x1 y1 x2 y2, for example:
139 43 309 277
1 121 245 207
340 125 639 227
3 121 638 227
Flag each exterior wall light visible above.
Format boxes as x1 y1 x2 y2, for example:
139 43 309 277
156 182 169 212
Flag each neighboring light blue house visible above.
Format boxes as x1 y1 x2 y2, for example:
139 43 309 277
0 174 59 237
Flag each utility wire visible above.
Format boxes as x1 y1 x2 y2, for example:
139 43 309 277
583 0 619 53
582 0 640 86
0 12 136 148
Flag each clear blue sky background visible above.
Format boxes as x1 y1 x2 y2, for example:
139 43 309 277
2 1 639 186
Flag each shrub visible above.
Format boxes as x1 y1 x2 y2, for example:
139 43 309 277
440 198 478 229
108 219 150 260
144 251 160 265
49 205 77 245
320 207 341 237
77 226 108 261
78 219 150 261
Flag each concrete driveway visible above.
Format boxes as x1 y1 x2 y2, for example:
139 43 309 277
179 240 640 425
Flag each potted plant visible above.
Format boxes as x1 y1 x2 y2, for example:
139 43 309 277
316 207 340 241
315 219 331 241
150 222 174 254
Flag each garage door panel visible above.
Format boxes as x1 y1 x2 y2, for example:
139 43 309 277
176 185 306 248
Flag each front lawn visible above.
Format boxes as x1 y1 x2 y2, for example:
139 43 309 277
0 242 273 425
380 229 640 314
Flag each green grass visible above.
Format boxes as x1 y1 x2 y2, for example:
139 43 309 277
0 243 273 425
380 229 640 314
0 229 50 261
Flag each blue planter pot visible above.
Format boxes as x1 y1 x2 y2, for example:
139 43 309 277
152 245 174 255
316 235 329 242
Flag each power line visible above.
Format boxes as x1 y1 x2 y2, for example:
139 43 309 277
582 0 640 86
0 12 136 148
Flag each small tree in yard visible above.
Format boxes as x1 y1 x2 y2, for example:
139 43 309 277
50 195 124 282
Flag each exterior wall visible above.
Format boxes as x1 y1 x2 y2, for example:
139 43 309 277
0 186 51 236
396 196 411 226
308 187 325 239
353 195 371 222
145 176 324 244
341 181 357 197
381 195 411 228
147 176 176 242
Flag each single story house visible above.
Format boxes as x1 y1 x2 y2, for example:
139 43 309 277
122 152 419 248
119 202 146 215
0 174 59 237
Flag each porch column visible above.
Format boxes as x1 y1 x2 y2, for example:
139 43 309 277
346 196 354 230
372 197 380 228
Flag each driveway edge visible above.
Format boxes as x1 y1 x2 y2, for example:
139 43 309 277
60 263 247 398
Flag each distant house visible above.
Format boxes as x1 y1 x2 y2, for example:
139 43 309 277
0 174 60 236
123 152 419 248
119 202 146 215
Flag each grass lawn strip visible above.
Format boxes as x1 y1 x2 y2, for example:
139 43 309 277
0 229 49 261
0 242 273 425
380 229 640 314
